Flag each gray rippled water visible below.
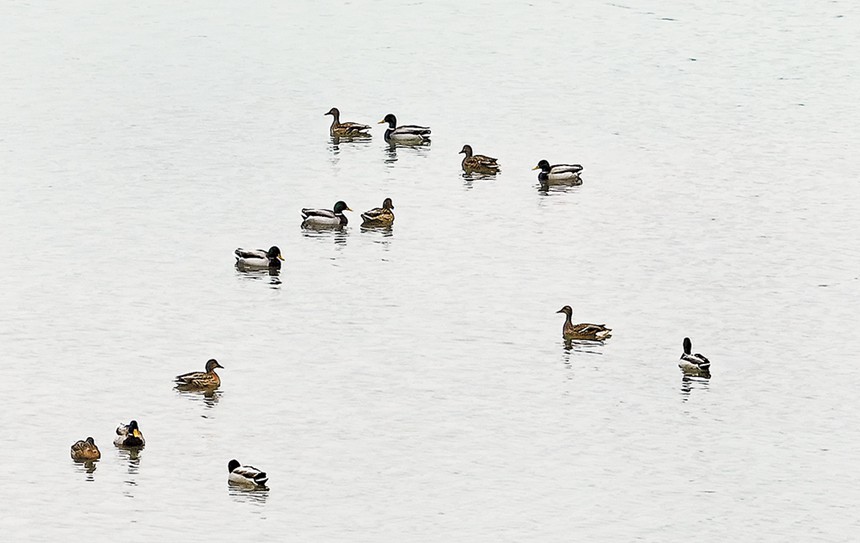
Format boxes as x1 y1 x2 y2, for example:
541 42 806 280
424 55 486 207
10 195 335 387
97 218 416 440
1 1 858 541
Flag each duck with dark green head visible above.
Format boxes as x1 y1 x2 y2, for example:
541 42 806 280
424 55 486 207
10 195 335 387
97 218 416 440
301 201 352 227
378 113 430 144
114 420 145 448
234 246 284 270
533 159 583 184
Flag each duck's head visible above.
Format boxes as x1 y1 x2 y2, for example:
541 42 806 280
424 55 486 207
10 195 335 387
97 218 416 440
556 305 573 317
228 459 240 473
683 337 692 355
324 107 340 117
382 198 394 210
266 246 285 261
333 201 352 214
205 359 224 372
459 144 473 157
127 420 142 439
533 159 551 172
378 113 397 128
86 437 96 446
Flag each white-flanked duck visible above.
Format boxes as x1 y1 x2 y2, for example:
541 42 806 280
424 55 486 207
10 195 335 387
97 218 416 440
378 113 430 144
228 459 269 488
533 159 583 184
324 107 371 137
301 200 352 228
234 246 284 270
556 305 612 341
114 420 145 448
679 337 711 377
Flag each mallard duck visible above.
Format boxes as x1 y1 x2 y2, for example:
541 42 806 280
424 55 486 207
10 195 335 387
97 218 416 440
70 437 101 461
114 420 145 448
234 246 284 270
556 305 612 341
360 198 395 226
301 200 351 227
324 107 371 137
679 337 711 377
459 145 500 174
533 160 583 184
378 113 430 144
175 358 223 389
228 459 269 487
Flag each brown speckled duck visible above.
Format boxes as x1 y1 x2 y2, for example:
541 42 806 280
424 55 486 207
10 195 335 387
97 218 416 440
360 198 395 226
459 145 500 174
556 305 611 341
70 437 101 461
324 107 371 137
175 358 223 389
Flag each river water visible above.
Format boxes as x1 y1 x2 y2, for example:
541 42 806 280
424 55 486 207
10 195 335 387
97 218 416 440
1 1 858 541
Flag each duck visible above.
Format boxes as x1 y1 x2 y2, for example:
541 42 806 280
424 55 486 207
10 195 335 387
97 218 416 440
533 159 583 184
228 459 269 487
378 113 430 144
175 358 223 389
301 200 352 227
234 246 284 270
360 198 395 226
556 305 612 341
459 145 500 174
114 420 145 448
679 337 711 377
324 107 371 137
70 437 101 461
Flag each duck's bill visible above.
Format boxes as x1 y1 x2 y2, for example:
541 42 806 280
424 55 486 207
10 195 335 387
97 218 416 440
377 119 386 124
555 309 564 313
132 429 142 438
277 255 285 261
346 207 353 212
532 165 540 170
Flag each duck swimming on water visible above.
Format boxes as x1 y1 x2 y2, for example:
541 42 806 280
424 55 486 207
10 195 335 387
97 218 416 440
679 337 711 377
556 305 611 341
324 107 371 137
301 201 352 227
534 159 583 184
228 459 269 488
360 198 395 226
70 437 101 461
459 144 500 175
234 246 284 270
114 420 145 448
378 113 431 144
175 359 224 389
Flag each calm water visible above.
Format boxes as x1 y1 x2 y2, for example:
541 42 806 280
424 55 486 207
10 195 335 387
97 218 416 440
1 1 859 540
